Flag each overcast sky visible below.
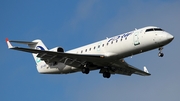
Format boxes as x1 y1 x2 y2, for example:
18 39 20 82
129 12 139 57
0 0 180 101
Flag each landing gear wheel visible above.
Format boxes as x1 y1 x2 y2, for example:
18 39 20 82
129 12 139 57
82 68 89 74
158 52 164 57
158 47 164 57
103 72 111 78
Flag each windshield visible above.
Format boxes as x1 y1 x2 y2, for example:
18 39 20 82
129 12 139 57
145 28 164 32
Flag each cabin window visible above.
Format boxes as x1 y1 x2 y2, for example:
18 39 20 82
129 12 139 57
81 50 83 53
107 43 109 46
89 48 91 51
102 44 104 47
85 49 87 52
111 41 113 44
98 45 100 48
116 40 118 43
94 46 96 49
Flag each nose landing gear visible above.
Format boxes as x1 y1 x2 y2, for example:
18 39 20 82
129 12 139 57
158 47 164 57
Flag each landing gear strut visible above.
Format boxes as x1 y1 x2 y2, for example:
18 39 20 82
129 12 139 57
158 47 164 57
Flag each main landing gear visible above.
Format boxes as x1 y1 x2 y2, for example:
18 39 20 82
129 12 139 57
81 64 90 74
81 63 111 78
103 72 111 78
100 68 111 78
158 47 164 57
81 67 89 74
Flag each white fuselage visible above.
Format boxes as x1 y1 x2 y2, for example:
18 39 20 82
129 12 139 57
36 26 174 74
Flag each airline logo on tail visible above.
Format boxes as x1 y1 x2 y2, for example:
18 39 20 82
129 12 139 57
36 46 45 50
35 46 45 63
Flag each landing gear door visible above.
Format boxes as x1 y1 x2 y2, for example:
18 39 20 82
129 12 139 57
133 30 140 46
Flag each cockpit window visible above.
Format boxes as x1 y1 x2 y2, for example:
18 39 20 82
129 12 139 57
145 28 164 32
145 28 154 32
154 28 164 31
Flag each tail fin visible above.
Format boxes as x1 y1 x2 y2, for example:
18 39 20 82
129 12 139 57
6 38 61 74
29 39 48 64
6 39 48 64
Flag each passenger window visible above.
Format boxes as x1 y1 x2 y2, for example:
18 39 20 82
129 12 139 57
102 44 104 47
89 48 91 51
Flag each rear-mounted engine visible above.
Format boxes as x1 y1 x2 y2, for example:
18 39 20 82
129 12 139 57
50 47 64 52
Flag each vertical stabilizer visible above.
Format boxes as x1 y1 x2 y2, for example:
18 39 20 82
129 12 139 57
28 39 48 64
27 39 51 73
6 39 50 73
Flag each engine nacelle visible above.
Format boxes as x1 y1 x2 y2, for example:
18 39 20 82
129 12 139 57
49 47 64 52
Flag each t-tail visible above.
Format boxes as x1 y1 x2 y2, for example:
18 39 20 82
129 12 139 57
6 38 59 74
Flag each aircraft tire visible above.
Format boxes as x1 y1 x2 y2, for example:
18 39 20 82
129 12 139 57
82 68 89 74
158 52 164 57
103 72 111 78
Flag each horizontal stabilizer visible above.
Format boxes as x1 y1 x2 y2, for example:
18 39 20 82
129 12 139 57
6 38 39 49
9 40 38 45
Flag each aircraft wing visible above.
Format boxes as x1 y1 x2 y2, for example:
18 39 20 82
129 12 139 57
6 39 150 76
110 60 151 76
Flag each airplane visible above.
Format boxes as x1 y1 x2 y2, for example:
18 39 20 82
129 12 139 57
6 26 174 78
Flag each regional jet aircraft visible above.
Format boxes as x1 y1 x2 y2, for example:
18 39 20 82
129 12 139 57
6 26 174 78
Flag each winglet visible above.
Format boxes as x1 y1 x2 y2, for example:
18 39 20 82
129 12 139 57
6 38 13 48
144 66 149 73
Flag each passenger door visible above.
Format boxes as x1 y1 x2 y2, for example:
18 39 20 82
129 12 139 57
133 30 140 46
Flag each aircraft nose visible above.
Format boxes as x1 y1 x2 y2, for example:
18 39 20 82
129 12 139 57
166 33 174 41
